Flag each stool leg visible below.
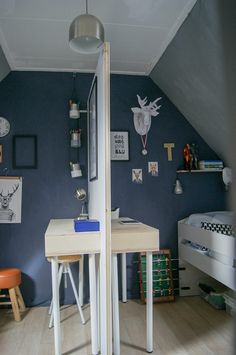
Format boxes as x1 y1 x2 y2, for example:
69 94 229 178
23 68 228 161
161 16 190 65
66 264 85 324
15 286 26 311
49 264 64 328
9 287 21 322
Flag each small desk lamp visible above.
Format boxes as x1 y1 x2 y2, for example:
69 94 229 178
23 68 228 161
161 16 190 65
75 188 88 219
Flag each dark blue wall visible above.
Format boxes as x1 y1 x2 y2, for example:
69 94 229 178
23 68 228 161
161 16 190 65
0 72 226 305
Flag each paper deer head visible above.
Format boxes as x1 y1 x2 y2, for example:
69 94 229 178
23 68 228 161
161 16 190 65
131 95 162 136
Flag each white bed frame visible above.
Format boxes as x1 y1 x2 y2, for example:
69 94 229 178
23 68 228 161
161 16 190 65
178 218 236 293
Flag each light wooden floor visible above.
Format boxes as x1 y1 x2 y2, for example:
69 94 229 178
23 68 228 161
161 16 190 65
0 297 234 355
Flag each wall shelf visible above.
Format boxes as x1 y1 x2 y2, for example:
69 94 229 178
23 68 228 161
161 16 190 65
177 169 223 173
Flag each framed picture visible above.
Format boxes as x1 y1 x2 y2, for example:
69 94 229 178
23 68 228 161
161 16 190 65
88 77 98 181
13 135 38 169
0 176 22 223
111 131 129 161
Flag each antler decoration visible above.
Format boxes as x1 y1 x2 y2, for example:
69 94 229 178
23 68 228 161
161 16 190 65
131 94 162 155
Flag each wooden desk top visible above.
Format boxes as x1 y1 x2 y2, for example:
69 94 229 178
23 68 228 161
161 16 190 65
45 219 101 257
45 219 159 257
111 220 159 253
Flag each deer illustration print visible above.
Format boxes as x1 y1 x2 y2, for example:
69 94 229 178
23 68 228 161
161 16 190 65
0 184 19 221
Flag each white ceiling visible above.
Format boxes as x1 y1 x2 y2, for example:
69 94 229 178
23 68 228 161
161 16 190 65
0 0 197 75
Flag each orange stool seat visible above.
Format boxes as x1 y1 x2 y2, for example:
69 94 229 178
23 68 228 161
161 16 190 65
0 268 21 289
0 268 25 321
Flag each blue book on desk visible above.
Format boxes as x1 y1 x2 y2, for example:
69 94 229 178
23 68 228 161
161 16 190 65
74 219 100 232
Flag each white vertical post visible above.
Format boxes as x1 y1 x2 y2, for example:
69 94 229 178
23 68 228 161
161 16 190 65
146 252 153 353
79 255 84 306
88 42 111 354
112 253 120 355
96 254 100 351
121 253 127 302
89 254 98 355
51 257 61 355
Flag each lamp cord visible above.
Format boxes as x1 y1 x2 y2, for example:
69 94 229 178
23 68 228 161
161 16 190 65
86 0 88 14
71 72 77 102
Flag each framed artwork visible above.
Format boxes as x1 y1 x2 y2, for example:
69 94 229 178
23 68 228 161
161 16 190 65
88 77 98 181
148 161 159 176
132 169 142 184
13 135 38 169
0 176 22 223
111 131 129 161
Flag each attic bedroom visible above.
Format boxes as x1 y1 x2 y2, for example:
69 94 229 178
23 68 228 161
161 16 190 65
0 1 235 354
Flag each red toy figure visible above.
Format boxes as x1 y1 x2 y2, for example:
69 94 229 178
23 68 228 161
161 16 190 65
183 144 191 170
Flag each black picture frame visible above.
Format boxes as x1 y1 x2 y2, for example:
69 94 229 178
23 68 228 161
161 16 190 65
110 131 130 161
13 135 38 169
88 77 98 181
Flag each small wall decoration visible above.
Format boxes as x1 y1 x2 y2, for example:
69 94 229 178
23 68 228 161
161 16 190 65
131 95 162 155
111 131 129 161
148 162 158 176
164 143 175 161
13 135 37 169
183 143 199 170
0 176 22 223
88 77 98 181
132 169 142 184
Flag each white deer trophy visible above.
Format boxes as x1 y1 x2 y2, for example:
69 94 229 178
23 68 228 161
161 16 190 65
131 95 162 155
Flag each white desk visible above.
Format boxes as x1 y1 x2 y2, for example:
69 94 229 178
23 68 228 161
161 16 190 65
45 219 159 355
111 220 159 354
45 219 100 355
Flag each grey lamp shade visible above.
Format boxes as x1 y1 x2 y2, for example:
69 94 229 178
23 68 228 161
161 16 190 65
174 178 183 194
69 14 104 54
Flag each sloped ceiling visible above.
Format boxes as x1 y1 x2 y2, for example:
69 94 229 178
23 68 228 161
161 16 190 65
150 0 236 164
0 0 197 75
0 45 10 81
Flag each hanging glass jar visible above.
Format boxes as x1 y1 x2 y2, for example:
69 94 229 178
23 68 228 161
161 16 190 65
70 128 81 148
69 72 80 119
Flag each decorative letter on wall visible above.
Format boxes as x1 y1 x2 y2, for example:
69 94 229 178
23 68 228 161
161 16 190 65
164 143 175 161
131 95 162 155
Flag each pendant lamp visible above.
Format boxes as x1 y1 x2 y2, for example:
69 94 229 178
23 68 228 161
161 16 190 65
69 0 104 54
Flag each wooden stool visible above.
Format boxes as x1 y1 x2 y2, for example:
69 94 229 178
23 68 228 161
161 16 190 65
0 268 26 321
48 255 85 328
